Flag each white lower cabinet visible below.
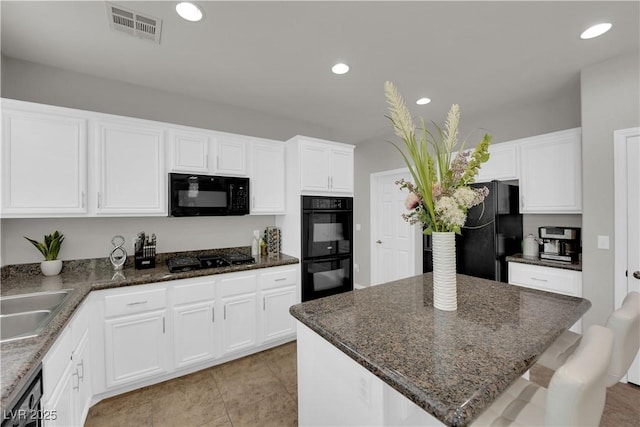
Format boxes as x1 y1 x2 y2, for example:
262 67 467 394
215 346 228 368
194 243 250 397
260 266 298 343
172 277 218 369
219 272 259 355
43 301 92 427
40 263 298 424
102 285 170 388
104 309 170 388
508 262 583 333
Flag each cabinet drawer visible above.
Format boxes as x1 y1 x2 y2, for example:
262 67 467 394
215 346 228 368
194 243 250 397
219 272 257 297
104 288 167 318
261 267 298 290
173 278 215 305
508 262 582 297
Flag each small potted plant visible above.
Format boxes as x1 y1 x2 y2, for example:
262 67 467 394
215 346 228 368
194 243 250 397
24 231 65 276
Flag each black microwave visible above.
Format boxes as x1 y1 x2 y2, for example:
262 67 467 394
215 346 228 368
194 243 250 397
169 173 250 216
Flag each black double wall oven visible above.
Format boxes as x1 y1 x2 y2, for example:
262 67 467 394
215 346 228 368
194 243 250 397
301 196 354 302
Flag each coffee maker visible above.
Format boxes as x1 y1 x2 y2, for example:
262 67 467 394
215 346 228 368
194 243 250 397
538 226 581 263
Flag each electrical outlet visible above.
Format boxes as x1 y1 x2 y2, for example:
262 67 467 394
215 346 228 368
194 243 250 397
354 263 360 273
597 235 610 250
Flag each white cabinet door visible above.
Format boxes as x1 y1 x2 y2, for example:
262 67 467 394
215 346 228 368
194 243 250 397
475 142 519 182
72 331 92 424
104 309 169 388
43 361 76 427
168 129 210 173
213 135 248 176
261 286 297 343
2 108 87 216
250 140 285 214
300 141 331 193
519 128 582 213
221 293 258 355
95 119 166 215
329 146 354 193
173 301 217 369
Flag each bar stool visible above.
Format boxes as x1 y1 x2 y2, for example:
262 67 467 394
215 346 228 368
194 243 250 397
536 291 640 387
471 324 613 426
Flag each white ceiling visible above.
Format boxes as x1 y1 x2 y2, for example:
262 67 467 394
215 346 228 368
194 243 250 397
1 1 639 144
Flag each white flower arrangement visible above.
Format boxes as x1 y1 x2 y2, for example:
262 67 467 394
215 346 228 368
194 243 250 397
385 81 491 234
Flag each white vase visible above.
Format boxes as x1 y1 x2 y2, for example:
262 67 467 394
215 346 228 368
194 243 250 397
40 259 63 276
432 231 457 311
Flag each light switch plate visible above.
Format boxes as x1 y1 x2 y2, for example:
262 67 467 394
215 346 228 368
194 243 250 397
597 235 610 250
355 223 361 231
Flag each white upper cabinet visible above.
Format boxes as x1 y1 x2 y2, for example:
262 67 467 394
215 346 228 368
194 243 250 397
249 138 285 214
95 118 166 215
215 134 248 176
1 102 88 217
298 137 355 195
474 141 519 183
167 129 248 176
168 128 210 173
519 128 582 214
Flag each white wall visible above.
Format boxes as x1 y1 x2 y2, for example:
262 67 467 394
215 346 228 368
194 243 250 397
580 51 640 328
0 56 336 266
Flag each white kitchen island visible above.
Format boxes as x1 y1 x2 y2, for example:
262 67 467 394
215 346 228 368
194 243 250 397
290 273 591 427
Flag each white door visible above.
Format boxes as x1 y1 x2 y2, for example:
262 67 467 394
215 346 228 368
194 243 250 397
371 168 420 285
173 301 216 368
614 127 640 385
104 310 169 388
221 293 257 355
261 286 297 343
95 119 165 215
330 147 354 194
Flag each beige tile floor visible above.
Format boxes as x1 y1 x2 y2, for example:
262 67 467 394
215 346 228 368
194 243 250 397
85 341 640 427
85 342 297 427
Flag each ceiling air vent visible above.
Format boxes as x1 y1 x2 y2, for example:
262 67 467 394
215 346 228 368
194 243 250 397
106 2 162 44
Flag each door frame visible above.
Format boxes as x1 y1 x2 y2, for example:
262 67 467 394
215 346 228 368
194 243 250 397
614 127 639 309
370 167 421 285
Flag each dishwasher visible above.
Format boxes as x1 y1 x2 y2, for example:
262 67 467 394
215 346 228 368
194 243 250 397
2 366 43 427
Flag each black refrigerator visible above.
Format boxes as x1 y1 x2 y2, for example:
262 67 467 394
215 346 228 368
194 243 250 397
423 181 523 282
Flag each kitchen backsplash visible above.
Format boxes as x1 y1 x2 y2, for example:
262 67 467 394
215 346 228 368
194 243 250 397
0 216 275 266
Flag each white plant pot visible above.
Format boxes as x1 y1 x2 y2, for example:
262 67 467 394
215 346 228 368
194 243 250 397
432 232 457 311
40 259 63 276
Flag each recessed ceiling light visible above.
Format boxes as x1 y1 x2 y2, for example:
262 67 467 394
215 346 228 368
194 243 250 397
580 23 612 39
331 63 349 75
416 97 431 105
176 2 203 22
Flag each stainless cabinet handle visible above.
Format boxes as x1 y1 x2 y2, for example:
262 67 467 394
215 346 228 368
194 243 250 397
252 196 255 209
81 191 85 208
263 297 266 310
77 360 85 380
97 192 101 208
72 370 80 391
217 156 220 170
376 240 382 244
328 176 331 189
162 317 165 334
205 154 209 169
330 176 333 189
633 271 640 280
212 307 215 323
530 277 548 282
224 305 226 320
126 300 148 306
275 278 286 282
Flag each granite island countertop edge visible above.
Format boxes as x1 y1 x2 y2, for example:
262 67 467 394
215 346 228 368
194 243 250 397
289 274 591 427
1 253 299 412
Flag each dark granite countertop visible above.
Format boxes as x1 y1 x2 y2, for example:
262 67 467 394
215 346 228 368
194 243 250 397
290 273 590 427
0 248 299 412
506 253 582 271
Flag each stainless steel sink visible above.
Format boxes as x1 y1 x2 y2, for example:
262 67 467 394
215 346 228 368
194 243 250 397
0 290 71 343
